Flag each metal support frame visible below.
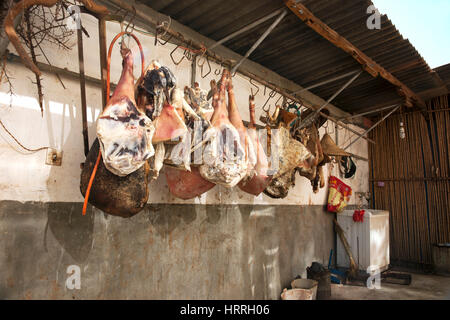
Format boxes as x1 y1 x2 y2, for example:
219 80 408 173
77 27 89 156
342 104 399 121
343 104 401 150
297 69 363 130
98 18 108 109
191 54 197 87
208 8 285 50
231 9 287 74
293 69 361 95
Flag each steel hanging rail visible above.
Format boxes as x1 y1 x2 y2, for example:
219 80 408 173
208 8 285 50
342 104 400 121
343 104 401 150
296 69 363 130
231 9 287 75
292 69 361 95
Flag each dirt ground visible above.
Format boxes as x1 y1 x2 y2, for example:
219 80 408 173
330 273 450 300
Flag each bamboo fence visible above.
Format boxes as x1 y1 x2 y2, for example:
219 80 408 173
369 94 450 268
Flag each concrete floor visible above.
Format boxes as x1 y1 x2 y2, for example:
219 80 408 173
330 273 450 300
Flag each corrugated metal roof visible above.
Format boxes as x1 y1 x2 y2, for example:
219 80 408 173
435 63 450 91
138 0 446 115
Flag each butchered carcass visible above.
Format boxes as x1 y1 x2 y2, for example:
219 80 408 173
135 62 188 179
293 109 331 193
96 48 155 176
80 48 150 217
263 120 314 199
199 69 256 187
135 61 187 144
238 96 272 196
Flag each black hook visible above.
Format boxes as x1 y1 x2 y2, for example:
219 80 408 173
170 45 186 65
157 33 173 46
200 56 211 78
214 62 222 75
249 78 260 97
262 89 277 112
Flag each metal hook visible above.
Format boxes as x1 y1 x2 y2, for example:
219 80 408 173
157 33 173 46
214 62 222 75
170 45 186 65
200 56 211 78
124 6 137 34
262 89 276 112
249 78 260 97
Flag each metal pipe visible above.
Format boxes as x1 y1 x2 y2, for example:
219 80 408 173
209 8 285 50
231 9 287 74
191 55 197 87
293 69 361 95
343 103 399 121
98 17 108 109
343 104 401 150
7 52 117 89
297 69 363 130
318 111 375 145
77 28 90 156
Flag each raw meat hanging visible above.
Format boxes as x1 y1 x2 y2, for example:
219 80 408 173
80 32 150 218
97 45 155 176
238 95 272 196
135 61 188 145
199 69 256 188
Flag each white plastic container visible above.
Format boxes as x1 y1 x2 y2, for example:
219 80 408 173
337 210 390 272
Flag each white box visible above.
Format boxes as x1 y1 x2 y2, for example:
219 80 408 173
337 210 390 272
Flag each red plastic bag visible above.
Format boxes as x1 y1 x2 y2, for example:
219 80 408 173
327 176 352 213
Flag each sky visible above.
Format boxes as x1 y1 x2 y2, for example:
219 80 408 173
372 0 450 68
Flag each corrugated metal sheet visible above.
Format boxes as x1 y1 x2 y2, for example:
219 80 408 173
435 63 450 91
138 0 445 115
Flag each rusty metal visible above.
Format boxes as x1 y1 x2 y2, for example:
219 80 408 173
170 45 186 65
198 55 211 78
249 78 260 97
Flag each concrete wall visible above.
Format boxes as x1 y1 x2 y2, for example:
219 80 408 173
0 201 333 299
0 13 368 299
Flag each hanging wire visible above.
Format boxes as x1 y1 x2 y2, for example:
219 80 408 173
0 118 49 153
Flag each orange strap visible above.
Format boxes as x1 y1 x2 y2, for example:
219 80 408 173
82 31 145 215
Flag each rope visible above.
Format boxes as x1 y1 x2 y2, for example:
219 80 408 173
82 31 145 216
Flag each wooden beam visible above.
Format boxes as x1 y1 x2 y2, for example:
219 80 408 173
285 0 426 111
